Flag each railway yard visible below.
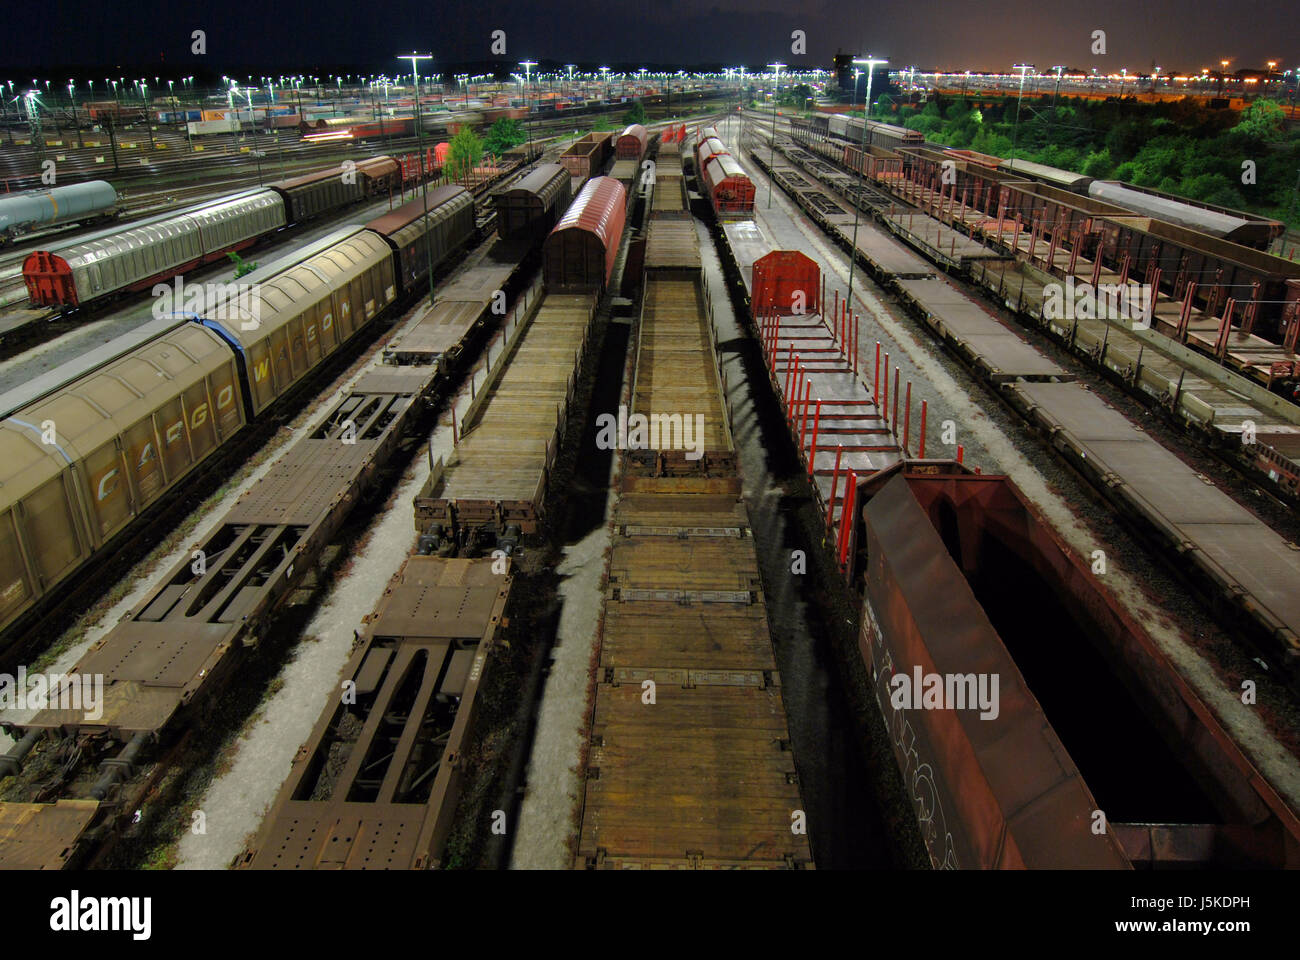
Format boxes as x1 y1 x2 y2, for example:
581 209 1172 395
3 49 1300 898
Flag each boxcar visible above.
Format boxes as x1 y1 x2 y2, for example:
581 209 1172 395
615 124 648 160
1088 180 1285 248
23 189 287 308
702 154 755 216
192 226 396 415
0 319 246 636
268 165 366 224
365 184 477 294
354 155 402 196
543 176 627 291
695 136 728 173
493 164 571 241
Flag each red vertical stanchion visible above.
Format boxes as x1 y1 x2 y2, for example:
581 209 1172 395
827 445 844 531
919 400 928 458
874 342 881 403
808 400 822 477
838 471 858 569
853 314 859 377
883 354 890 422
784 351 795 403
893 368 900 434
903 381 912 454
957 444 965 464
799 380 813 453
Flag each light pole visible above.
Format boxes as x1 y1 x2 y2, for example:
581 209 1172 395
1048 65 1065 138
520 60 537 159
1220 59 1231 97
767 62 784 208
399 52 436 308
845 55 886 326
1007 63 1034 174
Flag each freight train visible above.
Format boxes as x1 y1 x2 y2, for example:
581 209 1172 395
23 156 401 310
0 184 478 645
0 180 119 247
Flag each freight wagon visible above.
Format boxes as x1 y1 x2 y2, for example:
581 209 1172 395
543 176 626 290
615 123 648 160
559 131 613 179
186 118 240 136
23 157 399 310
493 163 572 242
0 185 480 642
0 181 119 246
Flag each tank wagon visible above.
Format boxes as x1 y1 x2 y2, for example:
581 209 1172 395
23 157 400 310
493 163 571 242
0 181 119 246
543 176 627 290
0 185 478 644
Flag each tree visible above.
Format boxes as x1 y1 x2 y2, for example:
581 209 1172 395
1234 99 1285 141
447 126 483 183
623 101 647 126
484 117 525 158
1081 148 1114 179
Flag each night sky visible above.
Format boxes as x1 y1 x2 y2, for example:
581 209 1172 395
5 0 1296 75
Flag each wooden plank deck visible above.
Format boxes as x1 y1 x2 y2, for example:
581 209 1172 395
577 244 812 869
434 293 596 505
632 278 730 454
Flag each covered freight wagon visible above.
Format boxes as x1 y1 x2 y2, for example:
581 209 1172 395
493 163 571 241
694 136 728 173
0 318 246 637
365 185 476 294
615 123 648 160
702 154 755 216
191 225 396 415
24 189 286 308
543 176 627 290
1088 180 1285 248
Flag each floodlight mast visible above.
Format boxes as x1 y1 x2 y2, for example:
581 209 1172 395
845 55 887 328
399 53 436 307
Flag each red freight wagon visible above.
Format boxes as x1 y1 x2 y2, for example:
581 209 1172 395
702 154 755 216
616 123 648 160
543 176 627 290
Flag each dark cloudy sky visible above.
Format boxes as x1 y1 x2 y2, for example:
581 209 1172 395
5 0 1296 75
